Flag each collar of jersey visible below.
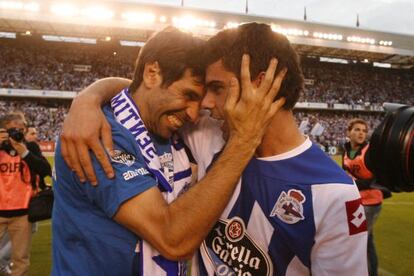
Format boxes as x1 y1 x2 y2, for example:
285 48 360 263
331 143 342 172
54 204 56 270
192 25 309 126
256 136 312 161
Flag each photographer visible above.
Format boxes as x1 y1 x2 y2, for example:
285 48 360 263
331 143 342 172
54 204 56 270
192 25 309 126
342 118 386 276
0 114 51 276
24 125 49 191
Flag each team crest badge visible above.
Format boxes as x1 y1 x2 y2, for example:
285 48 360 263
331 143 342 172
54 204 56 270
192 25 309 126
159 152 174 185
270 189 306 224
109 150 136 167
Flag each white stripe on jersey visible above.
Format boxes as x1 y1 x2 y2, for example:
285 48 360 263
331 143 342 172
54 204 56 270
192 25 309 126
311 183 368 276
286 256 309 276
246 201 275 251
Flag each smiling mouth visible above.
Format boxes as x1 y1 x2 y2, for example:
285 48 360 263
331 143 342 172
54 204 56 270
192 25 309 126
167 114 184 129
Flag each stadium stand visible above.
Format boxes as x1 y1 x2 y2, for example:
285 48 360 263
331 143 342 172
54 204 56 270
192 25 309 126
1 38 413 105
0 38 411 148
301 58 414 106
0 38 136 91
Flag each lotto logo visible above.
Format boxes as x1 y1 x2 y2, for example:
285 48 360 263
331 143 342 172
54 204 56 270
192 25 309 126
345 198 367 235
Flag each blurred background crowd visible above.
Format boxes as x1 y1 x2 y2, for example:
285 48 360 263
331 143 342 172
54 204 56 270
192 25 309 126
1 39 412 148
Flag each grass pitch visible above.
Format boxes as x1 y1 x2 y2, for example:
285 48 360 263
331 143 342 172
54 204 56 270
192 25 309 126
28 156 414 276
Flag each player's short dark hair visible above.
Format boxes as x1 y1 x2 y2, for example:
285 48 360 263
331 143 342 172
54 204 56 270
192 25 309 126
129 27 206 93
204 22 304 109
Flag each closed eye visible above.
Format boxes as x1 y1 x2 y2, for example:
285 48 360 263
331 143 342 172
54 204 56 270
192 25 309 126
206 81 226 95
184 89 202 101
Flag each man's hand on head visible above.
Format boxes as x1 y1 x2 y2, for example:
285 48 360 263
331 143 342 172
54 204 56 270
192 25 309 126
224 54 287 147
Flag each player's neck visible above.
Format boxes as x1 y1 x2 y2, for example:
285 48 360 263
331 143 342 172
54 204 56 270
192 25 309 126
256 110 306 158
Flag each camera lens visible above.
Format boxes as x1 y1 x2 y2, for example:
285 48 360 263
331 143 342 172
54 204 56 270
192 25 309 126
7 128 25 143
369 106 414 192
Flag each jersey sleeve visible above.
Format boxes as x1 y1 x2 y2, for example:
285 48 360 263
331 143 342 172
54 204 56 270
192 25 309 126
83 146 157 218
310 183 368 276
81 114 158 218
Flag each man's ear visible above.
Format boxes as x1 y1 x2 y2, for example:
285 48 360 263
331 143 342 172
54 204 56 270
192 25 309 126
143 62 162 89
252 71 266 88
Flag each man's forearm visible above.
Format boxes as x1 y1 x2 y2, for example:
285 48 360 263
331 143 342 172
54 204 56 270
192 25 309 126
77 77 132 105
163 135 258 257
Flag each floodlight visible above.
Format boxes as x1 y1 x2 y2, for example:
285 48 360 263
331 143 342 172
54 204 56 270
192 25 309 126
172 15 216 29
24 2 38 11
159 15 167 23
121 11 155 23
81 5 113 20
51 3 78 17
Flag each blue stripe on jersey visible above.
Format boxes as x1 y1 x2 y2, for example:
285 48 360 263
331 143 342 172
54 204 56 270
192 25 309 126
174 168 192 181
139 242 144 276
172 137 185 151
255 144 353 185
153 255 179 276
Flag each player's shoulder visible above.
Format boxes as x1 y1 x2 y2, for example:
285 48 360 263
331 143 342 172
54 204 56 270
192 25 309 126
252 141 354 187
304 144 354 185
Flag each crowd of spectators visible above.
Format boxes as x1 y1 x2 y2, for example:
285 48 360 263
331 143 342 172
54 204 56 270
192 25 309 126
294 110 384 151
0 100 68 141
0 39 135 91
300 59 414 106
0 38 412 146
1 38 413 106
0 98 384 148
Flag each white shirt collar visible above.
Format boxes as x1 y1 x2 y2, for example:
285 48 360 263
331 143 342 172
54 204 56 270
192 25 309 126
256 136 312 161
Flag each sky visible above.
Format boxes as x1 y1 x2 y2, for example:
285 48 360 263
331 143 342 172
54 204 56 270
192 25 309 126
124 0 414 36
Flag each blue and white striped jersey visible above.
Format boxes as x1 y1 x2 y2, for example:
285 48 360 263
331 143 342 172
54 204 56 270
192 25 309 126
182 114 368 276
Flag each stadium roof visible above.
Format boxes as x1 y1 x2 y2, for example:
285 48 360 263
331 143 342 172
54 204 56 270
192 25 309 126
1 0 413 67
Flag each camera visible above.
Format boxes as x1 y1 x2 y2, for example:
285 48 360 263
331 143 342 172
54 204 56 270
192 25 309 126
0 128 25 151
7 128 25 143
366 103 414 192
